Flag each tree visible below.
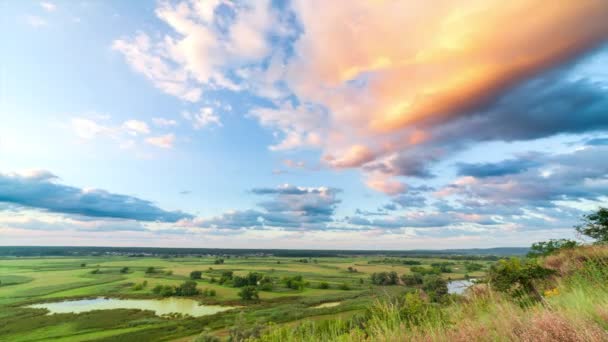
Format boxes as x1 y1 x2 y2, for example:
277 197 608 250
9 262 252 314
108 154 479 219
238 286 259 300
576 207 608 243
120 267 129 274
422 275 448 303
527 239 579 258
318 281 330 289
175 280 200 296
190 270 202 280
487 258 554 305
145 267 156 274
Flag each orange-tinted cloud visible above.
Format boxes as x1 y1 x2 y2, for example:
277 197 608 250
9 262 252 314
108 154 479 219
289 0 608 134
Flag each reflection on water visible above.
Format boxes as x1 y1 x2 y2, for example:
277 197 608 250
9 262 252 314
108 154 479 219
27 297 235 317
312 302 341 309
448 279 475 295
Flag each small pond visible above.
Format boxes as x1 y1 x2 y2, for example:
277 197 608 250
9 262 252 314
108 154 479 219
27 297 235 317
448 279 475 295
312 302 341 309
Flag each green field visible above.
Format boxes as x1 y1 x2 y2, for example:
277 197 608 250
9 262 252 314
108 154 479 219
0 254 490 341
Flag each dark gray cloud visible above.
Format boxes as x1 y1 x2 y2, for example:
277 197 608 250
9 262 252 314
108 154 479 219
0 171 192 222
438 146 608 209
190 185 341 230
456 156 541 178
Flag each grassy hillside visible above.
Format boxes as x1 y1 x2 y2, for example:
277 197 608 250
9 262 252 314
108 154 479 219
252 245 608 341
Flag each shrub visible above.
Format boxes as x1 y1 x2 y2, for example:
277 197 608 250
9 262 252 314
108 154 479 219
370 271 399 285
318 282 330 289
238 286 259 300
338 282 351 290
175 280 200 296
145 267 156 274
190 271 202 280
120 267 129 274
401 273 423 286
422 275 448 303
487 257 554 304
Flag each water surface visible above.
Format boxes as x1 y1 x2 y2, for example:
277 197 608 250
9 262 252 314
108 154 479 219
312 302 341 309
28 297 235 317
448 279 475 295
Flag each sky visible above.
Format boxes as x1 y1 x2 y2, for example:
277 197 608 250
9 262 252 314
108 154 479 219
1 0 608 249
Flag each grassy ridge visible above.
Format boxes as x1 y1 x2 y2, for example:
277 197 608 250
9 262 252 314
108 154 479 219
253 245 608 341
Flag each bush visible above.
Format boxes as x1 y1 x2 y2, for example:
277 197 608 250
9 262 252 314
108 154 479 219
318 282 330 289
120 267 129 274
464 262 484 272
145 267 156 274
190 271 202 280
401 273 423 286
175 280 200 296
422 275 448 303
238 286 259 300
370 271 399 285
193 331 220 342
202 288 217 297
90 269 100 274
338 282 351 290
487 257 554 304
283 275 305 290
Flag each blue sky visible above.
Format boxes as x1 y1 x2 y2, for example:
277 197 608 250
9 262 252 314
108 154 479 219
1 0 608 249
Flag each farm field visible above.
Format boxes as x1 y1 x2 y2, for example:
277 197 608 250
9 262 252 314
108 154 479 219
0 253 491 341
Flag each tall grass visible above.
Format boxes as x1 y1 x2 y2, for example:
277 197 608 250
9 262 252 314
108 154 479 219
253 246 608 342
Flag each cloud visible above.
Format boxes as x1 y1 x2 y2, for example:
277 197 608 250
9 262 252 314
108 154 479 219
0 170 192 222
113 0 285 99
115 1 608 197
40 2 56 12
437 146 608 208
457 156 541 178
145 133 175 149
122 119 150 135
188 184 341 231
152 117 178 127
71 118 115 140
183 107 221 129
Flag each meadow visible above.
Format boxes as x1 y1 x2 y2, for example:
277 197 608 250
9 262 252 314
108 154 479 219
0 252 491 341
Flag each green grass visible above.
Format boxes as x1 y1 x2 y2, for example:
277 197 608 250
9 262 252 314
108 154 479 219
0 255 490 341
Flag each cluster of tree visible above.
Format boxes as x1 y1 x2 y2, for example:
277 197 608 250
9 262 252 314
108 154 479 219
238 286 259 300
145 267 156 274
409 266 443 275
190 270 202 280
282 275 306 290
527 239 579 258
132 280 148 291
152 280 200 297
233 272 264 287
347 266 358 273
463 262 484 272
368 258 422 266
370 271 399 285
120 267 129 274
430 262 454 273
214 258 225 265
